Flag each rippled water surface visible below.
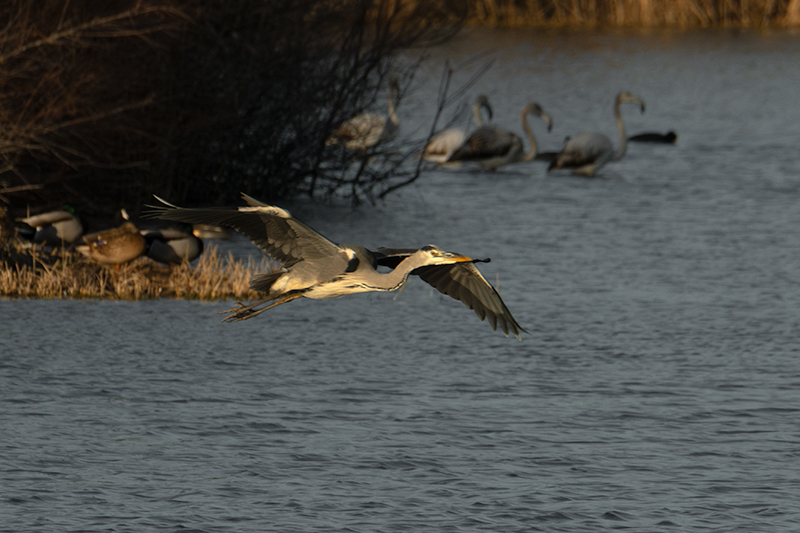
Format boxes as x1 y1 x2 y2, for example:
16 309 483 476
3 29 800 532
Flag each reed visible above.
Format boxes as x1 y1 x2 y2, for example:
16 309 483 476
0 244 271 301
460 0 800 27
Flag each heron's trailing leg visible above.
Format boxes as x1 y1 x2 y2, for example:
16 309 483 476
220 293 303 323
218 298 269 320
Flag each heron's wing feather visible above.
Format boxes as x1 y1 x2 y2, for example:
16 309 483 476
145 197 342 267
413 263 527 340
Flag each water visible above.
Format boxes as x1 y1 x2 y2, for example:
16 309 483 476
3 28 800 532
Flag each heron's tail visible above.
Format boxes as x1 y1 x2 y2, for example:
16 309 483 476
250 271 283 293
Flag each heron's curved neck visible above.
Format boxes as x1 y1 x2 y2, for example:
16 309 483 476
520 111 538 163
612 99 628 162
361 252 428 292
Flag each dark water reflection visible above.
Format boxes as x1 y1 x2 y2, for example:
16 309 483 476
3 29 800 532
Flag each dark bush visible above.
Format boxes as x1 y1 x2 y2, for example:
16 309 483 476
0 0 462 218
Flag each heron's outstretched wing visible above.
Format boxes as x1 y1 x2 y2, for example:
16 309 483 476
145 194 343 267
375 247 527 339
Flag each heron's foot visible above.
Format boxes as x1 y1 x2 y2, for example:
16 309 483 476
221 309 253 323
219 301 261 322
217 294 300 323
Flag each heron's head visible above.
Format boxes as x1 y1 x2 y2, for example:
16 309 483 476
419 245 482 266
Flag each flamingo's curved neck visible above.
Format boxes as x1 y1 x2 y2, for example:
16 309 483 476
612 99 628 161
473 101 489 127
518 111 535 162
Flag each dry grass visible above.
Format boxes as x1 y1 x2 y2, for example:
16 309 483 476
0 244 272 301
460 0 800 27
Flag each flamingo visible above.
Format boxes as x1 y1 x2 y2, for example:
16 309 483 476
326 77 400 151
446 102 553 171
548 91 645 177
421 95 493 164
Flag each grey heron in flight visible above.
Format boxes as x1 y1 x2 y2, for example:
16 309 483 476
326 77 400 151
446 102 553 171
421 95 494 164
146 194 527 339
548 91 645 177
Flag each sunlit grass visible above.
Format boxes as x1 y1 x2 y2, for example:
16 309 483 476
0 244 272 301
462 0 800 28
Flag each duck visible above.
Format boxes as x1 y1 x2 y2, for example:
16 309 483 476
17 206 83 245
143 226 204 264
628 130 677 144
77 210 145 266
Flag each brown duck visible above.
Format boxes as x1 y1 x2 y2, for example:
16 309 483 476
78 213 145 266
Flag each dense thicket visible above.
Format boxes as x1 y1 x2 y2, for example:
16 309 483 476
0 0 461 218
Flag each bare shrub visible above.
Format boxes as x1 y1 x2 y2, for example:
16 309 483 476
0 0 462 218
0 0 185 211
157 0 462 206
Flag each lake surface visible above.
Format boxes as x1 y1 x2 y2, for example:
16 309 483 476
3 28 800 532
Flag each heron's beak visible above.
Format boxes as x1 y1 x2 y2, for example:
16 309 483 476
443 252 489 264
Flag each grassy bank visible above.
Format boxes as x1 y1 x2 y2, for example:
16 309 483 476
458 0 800 27
0 245 271 301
